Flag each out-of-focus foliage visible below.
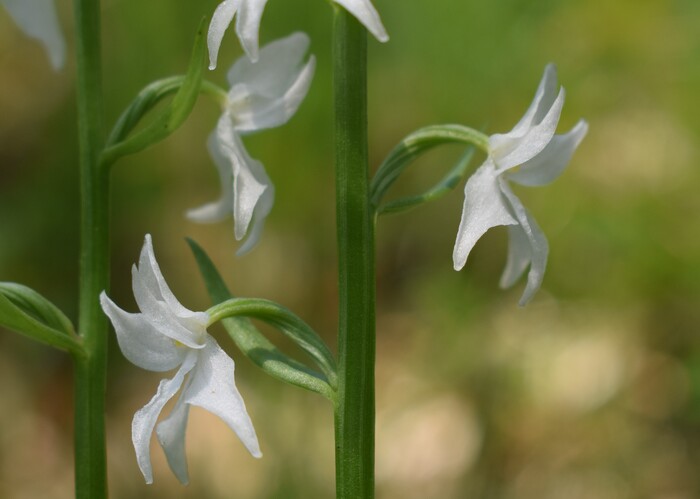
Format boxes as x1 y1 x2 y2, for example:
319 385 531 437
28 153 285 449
1 0 699 497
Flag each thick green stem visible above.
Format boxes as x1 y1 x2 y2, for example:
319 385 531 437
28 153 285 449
333 8 376 499
73 0 108 496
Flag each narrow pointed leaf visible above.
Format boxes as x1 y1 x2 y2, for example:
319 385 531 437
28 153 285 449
378 146 475 215
101 18 208 166
370 124 489 210
187 239 336 401
0 283 83 356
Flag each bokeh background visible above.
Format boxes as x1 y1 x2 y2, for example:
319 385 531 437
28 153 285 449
2 0 700 497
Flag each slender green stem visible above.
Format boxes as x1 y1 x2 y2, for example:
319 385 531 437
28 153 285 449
333 8 376 498
73 0 109 496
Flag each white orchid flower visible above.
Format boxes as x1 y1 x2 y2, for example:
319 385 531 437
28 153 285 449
1 0 65 69
453 64 588 306
100 235 261 484
208 0 388 69
187 32 315 255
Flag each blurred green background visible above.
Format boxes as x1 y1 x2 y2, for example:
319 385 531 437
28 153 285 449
2 0 700 497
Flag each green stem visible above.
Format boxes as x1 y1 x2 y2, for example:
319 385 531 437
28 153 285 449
73 0 108 496
333 8 375 499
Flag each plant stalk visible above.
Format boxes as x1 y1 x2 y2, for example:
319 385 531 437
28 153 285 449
333 8 376 499
73 0 109 496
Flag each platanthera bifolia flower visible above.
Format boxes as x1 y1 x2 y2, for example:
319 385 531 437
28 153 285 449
208 0 388 69
1 0 65 69
453 64 588 306
187 32 315 255
100 235 260 484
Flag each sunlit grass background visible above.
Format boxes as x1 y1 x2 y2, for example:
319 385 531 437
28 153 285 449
2 0 700 497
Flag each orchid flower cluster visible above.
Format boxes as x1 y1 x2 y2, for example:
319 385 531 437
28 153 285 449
1 0 588 493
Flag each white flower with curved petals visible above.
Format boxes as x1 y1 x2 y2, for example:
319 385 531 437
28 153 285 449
100 235 261 485
2 0 66 69
188 33 315 255
453 64 588 306
207 0 388 69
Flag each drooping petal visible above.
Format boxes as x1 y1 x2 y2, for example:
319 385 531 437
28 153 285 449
155 389 192 485
226 32 316 133
499 223 532 290
131 237 208 349
507 119 588 187
235 0 269 63
490 87 565 172
208 0 239 70
235 176 274 257
2 0 66 69
453 160 518 271
186 131 235 223
214 115 274 253
100 292 185 372
498 181 549 306
183 337 262 458
132 352 197 484
334 0 389 42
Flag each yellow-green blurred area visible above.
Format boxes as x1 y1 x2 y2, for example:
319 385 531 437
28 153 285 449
2 0 700 497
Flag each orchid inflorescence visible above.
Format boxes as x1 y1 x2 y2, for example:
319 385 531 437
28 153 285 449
1 0 587 489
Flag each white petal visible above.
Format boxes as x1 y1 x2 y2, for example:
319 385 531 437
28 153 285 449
226 32 315 132
100 292 185 372
208 0 239 70
186 130 235 223
215 115 274 249
2 0 65 69
131 236 208 349
498 64 559 139
235 179 274 256
490 87 565 172
184 337 262 458
453 160 518 271
499 224 532 289
499 181 549 306
132 352 197 484
507 120 588 187
155 390 191 485
334 0 389 42
235 0 268 62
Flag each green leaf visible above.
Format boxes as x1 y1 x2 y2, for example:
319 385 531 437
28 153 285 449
101 18 208 166
378 146 475 215
0 283 83 356
370 124 489 211
187 239 337 402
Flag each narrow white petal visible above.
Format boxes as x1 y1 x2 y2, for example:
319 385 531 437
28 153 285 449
491 87 565 172
453 160 518 271
215 115 274 249
499 224 532 289
501 64 559 139
235 181 274 256
499 181 549 306
100 292 185 372
508 120 588 186
334 0 389 42
235 0 268 62
132 352 197 484
2 0 65 69
132 235 209 344
186 131 235 223
156 390 191 485
184 337 262 458
208 0 239 70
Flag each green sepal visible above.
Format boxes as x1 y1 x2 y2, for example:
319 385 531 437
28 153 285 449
377 146 476 216
370 124 489 211
101 17 208 166
0 282 83 356
187 239 337 403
